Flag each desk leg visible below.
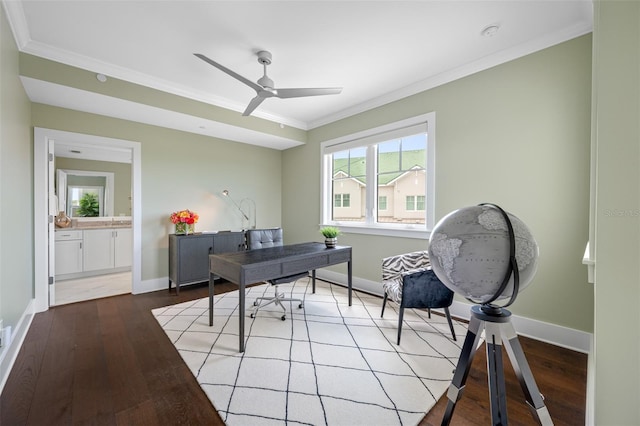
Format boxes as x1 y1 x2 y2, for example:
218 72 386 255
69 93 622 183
348 259 352 306
312 270 316 293
209 273 214 326
238 283 245 353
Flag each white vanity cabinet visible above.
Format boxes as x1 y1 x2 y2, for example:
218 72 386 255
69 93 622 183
55 226 132 280
114 228 132 268
83 229 115 271
83 228 132 272
55 230 83 275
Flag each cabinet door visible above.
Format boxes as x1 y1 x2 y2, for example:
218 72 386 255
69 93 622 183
213 232 244 254
55 240 83 275
178 235 214 283
83 229 115 271
114 228 133 268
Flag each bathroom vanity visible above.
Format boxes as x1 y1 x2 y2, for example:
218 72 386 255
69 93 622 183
55 217 132 280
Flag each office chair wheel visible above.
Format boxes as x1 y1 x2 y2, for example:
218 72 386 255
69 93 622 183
298 303 304 309
250 313 256 318
253 301 258 306
281 315 286 321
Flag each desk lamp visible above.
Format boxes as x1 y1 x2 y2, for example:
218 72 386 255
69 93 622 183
222 189 256 229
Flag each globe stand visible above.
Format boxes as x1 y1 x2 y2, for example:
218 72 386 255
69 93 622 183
441 305 553 426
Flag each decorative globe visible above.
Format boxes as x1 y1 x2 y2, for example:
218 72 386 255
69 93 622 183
428 205 539 305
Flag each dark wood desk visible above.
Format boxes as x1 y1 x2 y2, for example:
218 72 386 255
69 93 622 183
209 242 352 352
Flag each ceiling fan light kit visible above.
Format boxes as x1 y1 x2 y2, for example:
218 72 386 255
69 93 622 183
194 50 342 116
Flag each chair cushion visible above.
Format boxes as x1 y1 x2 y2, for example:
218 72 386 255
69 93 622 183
401 269 454 309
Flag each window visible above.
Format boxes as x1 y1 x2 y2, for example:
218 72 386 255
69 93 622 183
68 186 104 217
378 196 387 211
334 193 351 208
321 113 435 239
406 195 425 211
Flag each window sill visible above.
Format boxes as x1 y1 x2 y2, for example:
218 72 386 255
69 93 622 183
322 223 431 240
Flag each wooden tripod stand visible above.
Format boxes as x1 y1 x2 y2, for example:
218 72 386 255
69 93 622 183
442 305 554 426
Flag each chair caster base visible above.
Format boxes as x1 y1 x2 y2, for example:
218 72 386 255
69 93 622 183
281 315 286 321
298 303 304 309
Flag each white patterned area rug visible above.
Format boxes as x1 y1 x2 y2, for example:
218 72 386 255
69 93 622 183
152 279 467 426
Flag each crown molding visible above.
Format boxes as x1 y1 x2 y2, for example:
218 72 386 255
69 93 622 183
2 0 30 50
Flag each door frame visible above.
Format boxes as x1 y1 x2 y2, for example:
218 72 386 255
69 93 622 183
34 127 142 312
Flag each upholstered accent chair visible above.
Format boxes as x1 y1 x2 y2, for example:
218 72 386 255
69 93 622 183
381 250 456 344
246 228 307 320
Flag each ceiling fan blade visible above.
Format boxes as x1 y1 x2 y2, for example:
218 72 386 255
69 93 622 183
242 96 266 116
275 87 342 99
194 53 263 93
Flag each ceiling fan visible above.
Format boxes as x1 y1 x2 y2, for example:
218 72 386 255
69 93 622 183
194 50 342 117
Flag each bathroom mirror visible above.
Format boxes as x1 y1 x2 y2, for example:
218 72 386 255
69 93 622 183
57 169 114 217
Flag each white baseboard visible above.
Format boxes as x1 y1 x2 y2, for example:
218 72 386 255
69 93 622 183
0 299 36 393
585 338 595 426
315 269 593 354
316 269 383 296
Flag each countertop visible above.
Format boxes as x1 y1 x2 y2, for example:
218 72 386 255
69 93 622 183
55 218 132 231
55 224 131 231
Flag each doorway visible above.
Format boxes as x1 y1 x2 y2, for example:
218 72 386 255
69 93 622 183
34 128 142 312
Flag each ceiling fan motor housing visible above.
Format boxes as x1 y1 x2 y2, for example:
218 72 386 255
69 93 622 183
258 75 275 90
257 50 272 65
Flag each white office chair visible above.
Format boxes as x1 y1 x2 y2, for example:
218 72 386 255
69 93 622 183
246 228 307 321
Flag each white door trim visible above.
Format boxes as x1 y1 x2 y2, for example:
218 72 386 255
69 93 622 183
34 128 142 312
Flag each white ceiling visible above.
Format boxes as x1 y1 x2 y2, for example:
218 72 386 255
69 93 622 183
5 0 592 147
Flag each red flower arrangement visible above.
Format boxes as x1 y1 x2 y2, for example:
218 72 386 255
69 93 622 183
170 209 199 225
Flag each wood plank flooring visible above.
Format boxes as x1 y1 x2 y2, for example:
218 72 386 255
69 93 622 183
1 282 587 425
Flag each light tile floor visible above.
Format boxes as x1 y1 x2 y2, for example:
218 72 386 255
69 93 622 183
55 271 131 305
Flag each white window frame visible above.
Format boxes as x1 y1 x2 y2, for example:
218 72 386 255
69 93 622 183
320 112 436 239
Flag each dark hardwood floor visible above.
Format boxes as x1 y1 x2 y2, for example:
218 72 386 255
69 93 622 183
1 282 587 425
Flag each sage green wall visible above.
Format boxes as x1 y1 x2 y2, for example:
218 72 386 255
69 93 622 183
592 1 640 423
32 104 283 281
55 157 133 216
0 6 33 331
283 35 593 333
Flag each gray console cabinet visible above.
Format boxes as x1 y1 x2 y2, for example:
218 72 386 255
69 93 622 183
169 232 244 293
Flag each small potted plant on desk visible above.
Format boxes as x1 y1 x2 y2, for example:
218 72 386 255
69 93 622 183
320 226 341 248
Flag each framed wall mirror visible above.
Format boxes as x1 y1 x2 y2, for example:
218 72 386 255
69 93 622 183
57 169 114 217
